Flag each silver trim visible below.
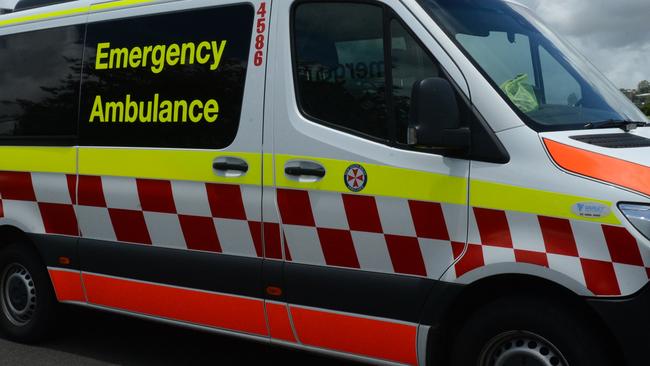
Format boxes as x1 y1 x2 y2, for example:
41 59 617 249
417 324 430 366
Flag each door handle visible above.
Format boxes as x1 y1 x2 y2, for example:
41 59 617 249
285 166 325 178
284 161 326 182
213 161 249 172
213 157 249 177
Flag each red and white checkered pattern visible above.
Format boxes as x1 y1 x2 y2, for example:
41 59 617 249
76 175 283 259
276 188 466 278
0 171 284 259
3 170 650 297
276 189 650 296
0 171 78 236
451 207 650 296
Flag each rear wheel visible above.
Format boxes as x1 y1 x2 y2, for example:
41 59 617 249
450 296 612 366
0 243 58 342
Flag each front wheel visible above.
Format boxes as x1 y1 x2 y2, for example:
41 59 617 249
450 295 613 366
0 243 58 342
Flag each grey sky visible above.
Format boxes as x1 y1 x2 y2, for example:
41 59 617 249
1 0 648 89
518 0 650 89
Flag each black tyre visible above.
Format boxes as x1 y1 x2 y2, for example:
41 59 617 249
0 242 58 343
450 295 613 366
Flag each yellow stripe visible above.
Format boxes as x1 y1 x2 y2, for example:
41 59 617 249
0 146 76 174
0 146 615 225
0 0 153 28
274 154 468 205
0 7 88 27
79 148 261 185
263 153 274 187
90 0 153 11
471 180 620 225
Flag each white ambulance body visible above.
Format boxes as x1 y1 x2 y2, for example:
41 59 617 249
0 0 649 365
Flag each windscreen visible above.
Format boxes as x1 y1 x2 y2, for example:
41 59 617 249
417 0 648 131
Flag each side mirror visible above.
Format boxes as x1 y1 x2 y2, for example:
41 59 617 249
408 77 470 150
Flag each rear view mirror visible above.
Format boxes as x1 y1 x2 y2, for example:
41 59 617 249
408 77 470 151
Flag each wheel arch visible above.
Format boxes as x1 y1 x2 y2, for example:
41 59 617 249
0 225 37 253
424 272 624 365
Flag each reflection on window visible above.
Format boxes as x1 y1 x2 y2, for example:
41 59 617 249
294 2 444 143
0 26 83 139
295 2 388 139
391 19 440 142
539 46 581 106
417 0 648 129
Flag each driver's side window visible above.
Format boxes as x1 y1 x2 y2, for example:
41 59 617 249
293 1 441 143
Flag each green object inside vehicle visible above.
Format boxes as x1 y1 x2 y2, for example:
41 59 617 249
501 74 539 113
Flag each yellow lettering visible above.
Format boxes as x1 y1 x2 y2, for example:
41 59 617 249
109 47 129 69
89 95 105 122
105 101 125 122
196 41 211 64
125 94 138 123
92 40 228 73
180 42 195 65
189 100 203 123
139 101 152 122
159 100 172 122
204 100 219 122
210 40 227 71
129 47 142 68
88 95 220 124
173 100 188 122
153 93 159 123
142 46 153 67
151 45 166 74
95 43 110 70
167 44 180 66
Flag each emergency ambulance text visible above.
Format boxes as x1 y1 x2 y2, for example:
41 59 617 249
95 40 228 74
89 94 219 124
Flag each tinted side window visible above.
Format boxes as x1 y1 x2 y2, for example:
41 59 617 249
80 5 254 149
293 2 442 143
0 25 84 142
391 19 440 143
294 3 389 140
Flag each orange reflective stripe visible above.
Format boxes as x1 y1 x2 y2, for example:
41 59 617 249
48 269 85 302
290 306 418 365
544 138 650 196
266 302 297 343
82 273 268 336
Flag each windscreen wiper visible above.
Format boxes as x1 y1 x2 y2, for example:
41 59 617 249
584 120 648 132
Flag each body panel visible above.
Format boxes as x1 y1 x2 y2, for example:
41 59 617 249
2 1 650 365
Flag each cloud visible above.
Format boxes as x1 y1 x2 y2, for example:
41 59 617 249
518 0 650 89
0 0 15 10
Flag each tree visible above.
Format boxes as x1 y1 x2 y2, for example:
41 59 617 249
643 103 650 117
639 80 650 94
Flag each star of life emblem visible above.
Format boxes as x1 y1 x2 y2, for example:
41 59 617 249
344 164 367 192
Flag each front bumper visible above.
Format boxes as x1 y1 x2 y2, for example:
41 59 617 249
588 283 650 365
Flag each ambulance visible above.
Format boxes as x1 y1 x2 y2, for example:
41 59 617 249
0 0 649 364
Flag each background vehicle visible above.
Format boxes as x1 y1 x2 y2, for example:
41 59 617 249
1 0 649 365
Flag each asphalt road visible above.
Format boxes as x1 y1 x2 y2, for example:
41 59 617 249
0 306 359 366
